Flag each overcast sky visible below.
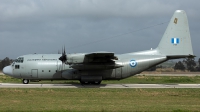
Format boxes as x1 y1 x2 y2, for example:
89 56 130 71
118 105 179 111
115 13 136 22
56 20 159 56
0 0 199 60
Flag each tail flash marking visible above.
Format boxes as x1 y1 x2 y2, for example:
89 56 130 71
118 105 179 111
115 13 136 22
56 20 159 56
171 38 179 45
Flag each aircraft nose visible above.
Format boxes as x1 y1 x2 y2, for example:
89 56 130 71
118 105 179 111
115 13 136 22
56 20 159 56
3 66 13 76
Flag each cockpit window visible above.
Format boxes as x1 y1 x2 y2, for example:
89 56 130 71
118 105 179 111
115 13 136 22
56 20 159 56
15 65 20 69
12 62 15 66
15 57 24 63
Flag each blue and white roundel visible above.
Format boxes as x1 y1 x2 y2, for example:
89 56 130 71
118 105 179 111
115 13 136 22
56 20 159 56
129 60 137 67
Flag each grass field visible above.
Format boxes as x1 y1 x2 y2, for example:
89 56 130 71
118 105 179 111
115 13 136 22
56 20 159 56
0 88 200 111
1 74 200 111
1 75 200 84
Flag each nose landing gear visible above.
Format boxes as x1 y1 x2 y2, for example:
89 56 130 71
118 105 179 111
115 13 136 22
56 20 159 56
22 79 29 84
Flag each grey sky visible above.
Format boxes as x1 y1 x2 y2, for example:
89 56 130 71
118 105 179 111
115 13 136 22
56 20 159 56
0 0 199 60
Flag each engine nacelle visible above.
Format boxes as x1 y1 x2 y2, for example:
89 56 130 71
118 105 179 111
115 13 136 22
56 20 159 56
66 53 87 64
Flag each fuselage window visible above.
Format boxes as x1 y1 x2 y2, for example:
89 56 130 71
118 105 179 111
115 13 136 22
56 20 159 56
42 70 44 72
15 65 20 69
49 70 51 72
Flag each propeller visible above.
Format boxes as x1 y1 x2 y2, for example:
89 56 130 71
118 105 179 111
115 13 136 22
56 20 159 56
58 46 68 72
59 46 67 64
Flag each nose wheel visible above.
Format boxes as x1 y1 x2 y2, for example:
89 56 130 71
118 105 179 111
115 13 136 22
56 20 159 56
22 79 29 84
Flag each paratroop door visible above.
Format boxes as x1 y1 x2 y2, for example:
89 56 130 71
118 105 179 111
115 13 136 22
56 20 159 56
115 68 122 79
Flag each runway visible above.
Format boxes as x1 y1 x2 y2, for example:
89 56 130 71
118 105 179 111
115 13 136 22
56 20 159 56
0 83 200 88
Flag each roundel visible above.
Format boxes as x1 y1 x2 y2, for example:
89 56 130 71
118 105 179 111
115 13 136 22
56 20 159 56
129 60 137 67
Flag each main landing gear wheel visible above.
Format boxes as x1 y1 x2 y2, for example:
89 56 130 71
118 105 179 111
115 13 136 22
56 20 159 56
22 79 29 84
92 81 101 85
80 81 101 85
80 81 89 85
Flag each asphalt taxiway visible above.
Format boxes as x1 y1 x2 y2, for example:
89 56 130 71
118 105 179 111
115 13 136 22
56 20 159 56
0 83 200 88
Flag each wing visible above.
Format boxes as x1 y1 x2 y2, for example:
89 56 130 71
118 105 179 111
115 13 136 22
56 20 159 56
67 51 122 70
84 51 118 63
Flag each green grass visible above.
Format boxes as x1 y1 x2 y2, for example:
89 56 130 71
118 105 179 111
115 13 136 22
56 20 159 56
0 88 199 111
104 76 200 84
1 75 200 111
0 75 22 83
1 75 200 84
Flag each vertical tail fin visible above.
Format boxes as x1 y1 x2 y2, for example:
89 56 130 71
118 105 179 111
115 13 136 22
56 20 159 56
157 10 194 57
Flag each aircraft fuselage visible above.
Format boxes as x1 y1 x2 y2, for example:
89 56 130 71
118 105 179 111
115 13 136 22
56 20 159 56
9 53 167 82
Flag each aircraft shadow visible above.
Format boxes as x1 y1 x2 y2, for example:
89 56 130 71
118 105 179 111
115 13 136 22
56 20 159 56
51 83 107 88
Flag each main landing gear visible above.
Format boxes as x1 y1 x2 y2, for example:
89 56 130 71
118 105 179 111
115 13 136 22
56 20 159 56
22 79 29 84
80 81 101 85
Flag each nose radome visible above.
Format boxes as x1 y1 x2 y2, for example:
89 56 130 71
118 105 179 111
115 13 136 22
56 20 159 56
3 66 13 76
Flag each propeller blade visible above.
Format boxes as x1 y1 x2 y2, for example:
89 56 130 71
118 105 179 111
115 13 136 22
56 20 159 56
64 46 66 55
58 46 67 63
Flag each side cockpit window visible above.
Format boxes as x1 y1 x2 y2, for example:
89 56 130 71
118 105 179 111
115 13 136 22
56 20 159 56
15 65 20 69
15 57 24 63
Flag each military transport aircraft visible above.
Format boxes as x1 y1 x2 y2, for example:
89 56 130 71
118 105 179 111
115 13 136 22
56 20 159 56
3 10 194 84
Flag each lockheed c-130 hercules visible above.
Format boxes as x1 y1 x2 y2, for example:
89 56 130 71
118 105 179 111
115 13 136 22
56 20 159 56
3 10 195 84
